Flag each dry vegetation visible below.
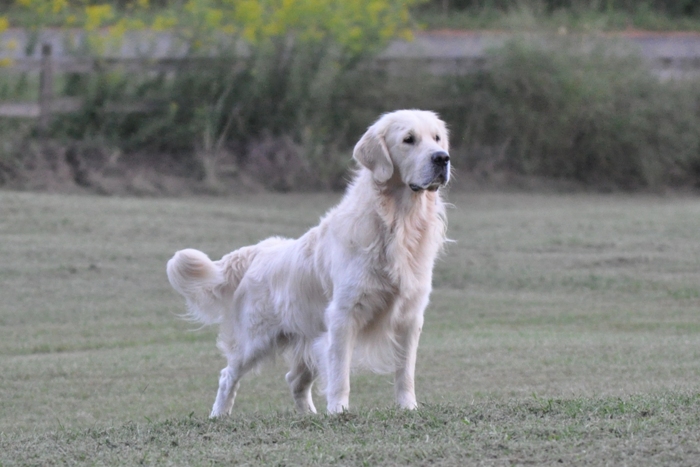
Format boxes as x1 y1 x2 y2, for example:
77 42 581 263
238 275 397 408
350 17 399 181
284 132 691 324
1 190 700 464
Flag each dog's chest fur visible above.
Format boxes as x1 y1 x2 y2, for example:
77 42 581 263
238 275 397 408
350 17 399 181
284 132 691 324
375 190 443 291
310 170 446 323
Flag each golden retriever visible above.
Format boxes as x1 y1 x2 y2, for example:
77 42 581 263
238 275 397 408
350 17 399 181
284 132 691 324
167 109 450 416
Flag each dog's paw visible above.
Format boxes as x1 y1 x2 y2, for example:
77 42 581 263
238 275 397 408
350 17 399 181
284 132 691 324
326 402 349 414
396 395 419 410
209 409 229 419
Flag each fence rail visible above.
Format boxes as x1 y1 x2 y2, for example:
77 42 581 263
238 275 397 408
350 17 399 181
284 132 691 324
5 56 223 73
0 44 223 131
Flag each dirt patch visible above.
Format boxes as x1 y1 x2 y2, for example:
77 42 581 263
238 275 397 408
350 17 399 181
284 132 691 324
0 136 354 196
1 139 681 196
0 140 279 196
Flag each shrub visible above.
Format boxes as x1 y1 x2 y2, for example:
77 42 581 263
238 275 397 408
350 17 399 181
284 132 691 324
442 37 700 189
6 0 419 190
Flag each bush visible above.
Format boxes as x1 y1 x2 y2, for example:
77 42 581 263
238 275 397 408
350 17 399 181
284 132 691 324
3 0 420 190
442 37 700 189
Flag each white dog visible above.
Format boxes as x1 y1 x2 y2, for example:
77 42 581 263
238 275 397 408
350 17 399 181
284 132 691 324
167 109 450 417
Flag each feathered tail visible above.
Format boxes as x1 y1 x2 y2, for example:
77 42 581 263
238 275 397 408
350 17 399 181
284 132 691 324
166 247 257 325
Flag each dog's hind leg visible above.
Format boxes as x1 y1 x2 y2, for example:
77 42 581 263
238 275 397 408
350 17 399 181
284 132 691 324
209 345 268 418
285 360 317 414
210 365 241 418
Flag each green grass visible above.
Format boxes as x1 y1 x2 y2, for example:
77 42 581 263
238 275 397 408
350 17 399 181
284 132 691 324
2 190 700 464
3 395 700 465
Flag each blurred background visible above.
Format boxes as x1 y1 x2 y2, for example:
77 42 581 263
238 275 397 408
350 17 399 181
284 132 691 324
1 0 700 194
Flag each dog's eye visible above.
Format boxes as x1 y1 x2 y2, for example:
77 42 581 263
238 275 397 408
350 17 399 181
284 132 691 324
403 135 415 144
435 135 440 142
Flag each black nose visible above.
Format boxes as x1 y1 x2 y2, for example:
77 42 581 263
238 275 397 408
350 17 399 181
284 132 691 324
431 151 450 167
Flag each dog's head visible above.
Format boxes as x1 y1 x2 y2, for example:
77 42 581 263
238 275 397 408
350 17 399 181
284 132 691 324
353 110 450 192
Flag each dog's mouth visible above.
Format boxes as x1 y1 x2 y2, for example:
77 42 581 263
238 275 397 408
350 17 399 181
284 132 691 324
409 174 448 193
410 183 441 192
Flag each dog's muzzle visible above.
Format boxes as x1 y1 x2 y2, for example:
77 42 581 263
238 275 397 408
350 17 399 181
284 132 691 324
410 151 451 192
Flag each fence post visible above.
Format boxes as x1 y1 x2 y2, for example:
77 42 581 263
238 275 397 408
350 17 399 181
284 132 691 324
38 43 53 134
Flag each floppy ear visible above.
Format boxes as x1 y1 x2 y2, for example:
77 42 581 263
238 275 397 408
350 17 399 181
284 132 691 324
353 127 394 183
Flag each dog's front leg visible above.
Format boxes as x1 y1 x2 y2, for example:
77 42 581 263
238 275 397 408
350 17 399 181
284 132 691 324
325 305 358 414
393 312 425 410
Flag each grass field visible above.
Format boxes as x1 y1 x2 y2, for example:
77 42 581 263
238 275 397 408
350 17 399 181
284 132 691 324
2 190 700 465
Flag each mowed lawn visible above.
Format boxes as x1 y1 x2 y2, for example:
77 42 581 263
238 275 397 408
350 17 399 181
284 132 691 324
2 190 700 465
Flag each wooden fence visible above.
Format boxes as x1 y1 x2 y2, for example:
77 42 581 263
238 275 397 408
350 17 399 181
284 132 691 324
2 36 698 133
0 43 214 132
0 42 482 135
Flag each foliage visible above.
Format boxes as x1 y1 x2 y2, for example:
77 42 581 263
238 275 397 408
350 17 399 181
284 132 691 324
3 2 700 190
3 0 419 190
9 0 416 54
441 37 700 188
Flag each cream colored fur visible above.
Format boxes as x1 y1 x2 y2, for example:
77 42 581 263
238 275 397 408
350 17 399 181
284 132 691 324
167 109 451 417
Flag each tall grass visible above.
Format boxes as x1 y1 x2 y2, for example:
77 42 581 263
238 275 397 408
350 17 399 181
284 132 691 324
47 41 389 190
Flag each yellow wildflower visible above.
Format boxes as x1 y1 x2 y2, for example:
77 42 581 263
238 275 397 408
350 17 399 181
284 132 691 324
84 4 114 31
52 0 68 14
152 15 177 32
